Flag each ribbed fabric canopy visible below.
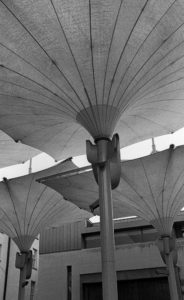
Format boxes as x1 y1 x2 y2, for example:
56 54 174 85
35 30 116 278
1 1 184 159
115 145 184 236
38 162 138 218
0 159 91 252
40 146 184 236
0 130 40 168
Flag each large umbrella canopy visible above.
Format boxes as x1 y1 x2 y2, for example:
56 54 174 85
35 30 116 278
0 159 91 252
0 130 40 168
38 162 136 218
1 1 184 159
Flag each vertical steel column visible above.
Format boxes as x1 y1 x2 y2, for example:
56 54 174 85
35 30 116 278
97 159 118 300
96 139 118 300
18 263 27 300
16 251 32 300
165 252 179 300
162 237 179 300
86 136 119 300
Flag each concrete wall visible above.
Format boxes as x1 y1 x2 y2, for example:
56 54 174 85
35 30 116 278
0 233 39 300
37 241 168 300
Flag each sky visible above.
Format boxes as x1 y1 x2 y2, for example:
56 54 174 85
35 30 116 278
1 127 184 180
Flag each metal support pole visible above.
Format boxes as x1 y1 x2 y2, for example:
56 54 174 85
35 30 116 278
165 252 179 300
175 266 183 299
97 159 118 300
162 236 179 300
16 251 32 300
86 136 119 300
18 263 27 300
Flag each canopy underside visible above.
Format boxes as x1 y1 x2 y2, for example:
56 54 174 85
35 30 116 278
39 146 184 236
0 159 92 251
1 0 184 159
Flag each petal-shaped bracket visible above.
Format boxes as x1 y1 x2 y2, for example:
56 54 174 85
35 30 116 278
86 134 121 189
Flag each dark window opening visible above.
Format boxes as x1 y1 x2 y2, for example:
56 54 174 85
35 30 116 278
82 226 158 249
82 277 170 300
67 265 72 300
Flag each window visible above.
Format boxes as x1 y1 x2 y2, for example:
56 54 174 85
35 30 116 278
30 281 36 300
32 248 38 270
82 226 159 249
67 266 72 300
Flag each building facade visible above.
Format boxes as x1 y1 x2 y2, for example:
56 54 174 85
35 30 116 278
0 233 39 300
37 217 184 300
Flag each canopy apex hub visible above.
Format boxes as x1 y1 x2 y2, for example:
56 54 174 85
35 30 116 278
76 105 121 139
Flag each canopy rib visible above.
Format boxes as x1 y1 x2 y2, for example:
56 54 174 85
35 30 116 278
132 98 184 109
120 172 158 221
0 93 76 117
168 180 184 217
3 179 23 238
56 127 82 156
166 169 184 217
0 79 77 116
49 0 94 111
26 186 48 236
31 205 66 237
127 76 184 107
23 176 35 236
119 119 142 139
129 114 173 132
132 107 184 116
0 220 17 238
102 0 124 105
28 193 57 235
0 65 81 114
0 206 20 238
104 0 124 129
89 0 98 107
114 192 149 220
112 0 178 106
118 22 184 111
30 199 63 236
106 0 150 106
139 158 163 223
87 0 102 134
0 1 100 133
122 48 184 113
161 148 173 218
0 0 89 110
0 42 81 107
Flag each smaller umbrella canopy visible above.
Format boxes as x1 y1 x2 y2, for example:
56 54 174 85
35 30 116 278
0 158 91 252
0 130 40 168
37 160 137 219
39 146 184 235
115 145 184 237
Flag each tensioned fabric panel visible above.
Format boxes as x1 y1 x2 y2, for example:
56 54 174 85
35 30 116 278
39 163 135 218
115 145 184 236
0 131 40 168
40 146 184 236
1 1 184 159
0 159 92 252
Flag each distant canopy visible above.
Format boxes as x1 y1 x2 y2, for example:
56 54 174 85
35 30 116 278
39 145 184 237
0 131 40 168
115 145 184 236
0 159 92 252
